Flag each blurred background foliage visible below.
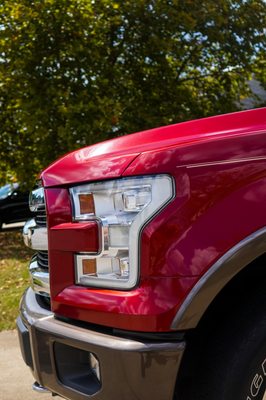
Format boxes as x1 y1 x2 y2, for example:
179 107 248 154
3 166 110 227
0 0 265 187
0 231 33 330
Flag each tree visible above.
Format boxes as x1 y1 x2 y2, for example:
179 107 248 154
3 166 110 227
0 0 265 186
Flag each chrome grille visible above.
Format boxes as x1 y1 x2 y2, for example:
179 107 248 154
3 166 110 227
23 186 50 297
34 199 48 277
35 205 47 227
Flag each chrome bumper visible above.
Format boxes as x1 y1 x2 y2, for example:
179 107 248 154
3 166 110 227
17 288 185 400
29 257 50 295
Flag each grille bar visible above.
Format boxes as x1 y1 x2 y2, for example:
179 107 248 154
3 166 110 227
37 251 49 270
35 204 47 227
35 213 47 227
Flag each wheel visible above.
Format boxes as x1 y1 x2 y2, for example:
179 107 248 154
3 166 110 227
175 272 266 400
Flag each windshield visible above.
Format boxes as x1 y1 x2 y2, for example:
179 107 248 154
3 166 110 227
0 183 19 200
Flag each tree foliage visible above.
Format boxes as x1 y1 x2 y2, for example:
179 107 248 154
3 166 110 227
0 0 265 186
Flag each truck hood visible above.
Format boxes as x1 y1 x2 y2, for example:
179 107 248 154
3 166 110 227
41 107 266 187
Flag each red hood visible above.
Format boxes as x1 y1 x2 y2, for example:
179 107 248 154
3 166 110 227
41 107 266 187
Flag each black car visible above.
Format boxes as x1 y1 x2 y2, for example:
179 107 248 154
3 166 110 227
0 183 33 228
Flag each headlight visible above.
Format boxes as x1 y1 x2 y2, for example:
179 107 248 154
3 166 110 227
29 187 45 211
70 175 174 289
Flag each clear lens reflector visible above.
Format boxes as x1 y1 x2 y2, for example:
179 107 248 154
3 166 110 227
123 187 151 212
77 253 129 281
108 225 129 248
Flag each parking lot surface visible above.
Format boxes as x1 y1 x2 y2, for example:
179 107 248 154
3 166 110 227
0 330 52 400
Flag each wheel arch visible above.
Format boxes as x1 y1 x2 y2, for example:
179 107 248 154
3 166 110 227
171 226 266 330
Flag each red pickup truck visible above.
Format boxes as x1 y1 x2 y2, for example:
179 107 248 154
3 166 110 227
18 107 266 400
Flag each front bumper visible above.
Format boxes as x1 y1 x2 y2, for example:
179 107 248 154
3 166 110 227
17 288 185 400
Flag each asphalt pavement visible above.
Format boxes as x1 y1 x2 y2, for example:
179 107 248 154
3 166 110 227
0 330 52 400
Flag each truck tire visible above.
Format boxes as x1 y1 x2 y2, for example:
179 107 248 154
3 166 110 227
176 282 266 400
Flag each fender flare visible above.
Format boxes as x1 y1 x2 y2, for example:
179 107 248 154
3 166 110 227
171 227 266 330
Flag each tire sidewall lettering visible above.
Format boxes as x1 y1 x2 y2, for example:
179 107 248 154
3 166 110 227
247 358 266 400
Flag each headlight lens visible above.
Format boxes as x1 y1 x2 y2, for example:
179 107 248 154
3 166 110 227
29 187 45 211
70 175 174 289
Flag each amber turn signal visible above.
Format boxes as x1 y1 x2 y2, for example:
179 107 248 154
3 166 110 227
78 193 95 215
82 259 97 275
